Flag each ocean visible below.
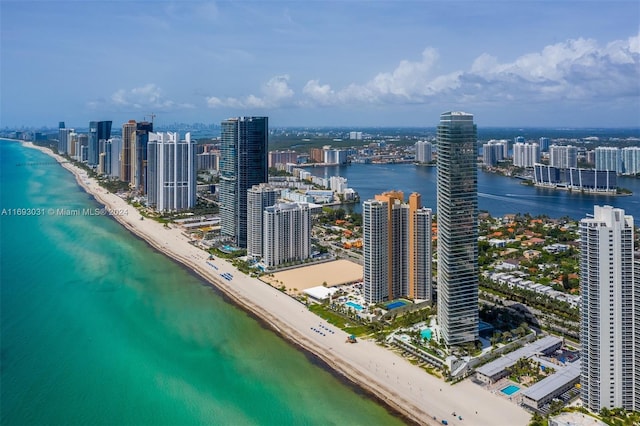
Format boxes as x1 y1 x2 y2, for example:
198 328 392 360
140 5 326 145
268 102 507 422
0 140 405 426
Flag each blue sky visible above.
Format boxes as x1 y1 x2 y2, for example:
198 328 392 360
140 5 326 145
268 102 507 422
1 1 639 128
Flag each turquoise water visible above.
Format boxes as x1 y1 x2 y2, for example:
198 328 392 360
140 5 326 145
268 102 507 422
501 385 520 396
0 141 405 426
345 301 363 311
420 329 432 340
386 301 408 310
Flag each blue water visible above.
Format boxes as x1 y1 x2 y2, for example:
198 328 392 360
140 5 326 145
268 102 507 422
345 301 364 311
310 163 640 219
421 329 433 340
0 140 405 426
501 385 520 396
386 301 408 310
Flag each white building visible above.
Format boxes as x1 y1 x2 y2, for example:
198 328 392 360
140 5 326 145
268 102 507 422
513 142 540 167
621 147 640 175
415 141 433 163
263 202 311 268
147 132 196 212
549 145 578 168
580 205 637 412
247 184 279 259
595 147 621 173
329 176 348 193
363 199 389 303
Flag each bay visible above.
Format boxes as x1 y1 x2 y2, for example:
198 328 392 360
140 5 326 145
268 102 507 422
0 140 405 426
309 163 640 219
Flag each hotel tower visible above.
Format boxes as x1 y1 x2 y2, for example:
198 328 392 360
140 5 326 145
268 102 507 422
436 111 479 346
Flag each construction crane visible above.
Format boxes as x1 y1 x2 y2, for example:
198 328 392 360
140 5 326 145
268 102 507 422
143 113 156 124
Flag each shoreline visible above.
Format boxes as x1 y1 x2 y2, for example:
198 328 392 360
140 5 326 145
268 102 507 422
21 141 530 426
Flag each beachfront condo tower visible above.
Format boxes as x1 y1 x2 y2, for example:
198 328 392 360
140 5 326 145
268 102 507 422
121 120 136 182
247 184 280 259
363 191 432 303
88 121 112 166
219 117 269 248
436 111 479 347
146 132 196 212
263 202 311 268
580 205 638 412
133 121 154 193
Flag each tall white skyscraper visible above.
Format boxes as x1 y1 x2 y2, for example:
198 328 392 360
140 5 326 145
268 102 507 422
263 202 311 268
247 184 280 259
513 142 540 167
436 111 479 346
580 205 637 412
363 199 389 303
595 147 621 173
549 145 578 168
621 147 640 175
415 141 433 163
147 132 196 212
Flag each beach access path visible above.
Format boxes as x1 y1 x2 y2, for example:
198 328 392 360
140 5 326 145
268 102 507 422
25 142 531 426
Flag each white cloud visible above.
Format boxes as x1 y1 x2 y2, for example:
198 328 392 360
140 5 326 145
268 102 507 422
206 33 639 110
207 75 294 108
90 84 194 111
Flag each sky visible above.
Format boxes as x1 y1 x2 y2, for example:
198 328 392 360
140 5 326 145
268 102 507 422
1 0 639 129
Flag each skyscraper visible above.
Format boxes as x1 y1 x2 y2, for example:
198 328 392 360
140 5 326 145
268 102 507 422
219 117 268 248
436 111 479 346
549 145 578 169
88 121 112 166
146 132 196 212
580 205 637 412
362 191 432 303
263 202 311 268
247 184 279 259
133 121 153 193
121 120 136 182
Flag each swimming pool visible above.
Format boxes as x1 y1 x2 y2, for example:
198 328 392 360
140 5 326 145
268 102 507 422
386 300 408 310
345 301 363 311
501 385 520 396
420 329 433 340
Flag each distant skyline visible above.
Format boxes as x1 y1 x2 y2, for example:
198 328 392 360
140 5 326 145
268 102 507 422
1 1 639 128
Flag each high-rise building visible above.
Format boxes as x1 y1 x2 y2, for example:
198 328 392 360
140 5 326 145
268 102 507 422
415 141 433 163
580 205 637 412
88 121 112 166
621 147 640 175
595 147 621 173
538 137 550 152
362 191 432 303
513 142 540 167
482 142 504 166
57 127 73 155
263 202 311 268
133 121 153 193
147 132 196 212
436 111 479 346
121 120 136 182
549 145 578 169
247 184 280 259
268 150 298 168
219 117 268 248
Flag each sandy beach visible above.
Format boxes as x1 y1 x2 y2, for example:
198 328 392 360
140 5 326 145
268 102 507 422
24 141 531 426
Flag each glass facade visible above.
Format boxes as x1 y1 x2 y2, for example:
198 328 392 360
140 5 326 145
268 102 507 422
219 117 268 248
436 111 479 346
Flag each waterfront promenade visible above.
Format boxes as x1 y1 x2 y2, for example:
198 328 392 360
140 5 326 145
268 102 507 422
24 142 531 426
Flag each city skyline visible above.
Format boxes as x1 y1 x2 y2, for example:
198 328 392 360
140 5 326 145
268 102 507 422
1 1 639 128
